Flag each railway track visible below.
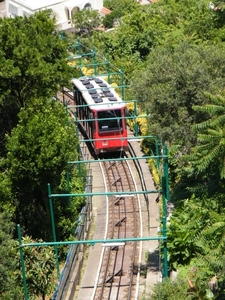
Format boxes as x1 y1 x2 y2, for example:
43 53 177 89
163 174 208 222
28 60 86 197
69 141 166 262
90 154 143 300
57 87 145 300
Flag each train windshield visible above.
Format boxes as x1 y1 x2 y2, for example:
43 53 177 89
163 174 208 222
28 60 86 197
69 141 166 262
97 110 122 132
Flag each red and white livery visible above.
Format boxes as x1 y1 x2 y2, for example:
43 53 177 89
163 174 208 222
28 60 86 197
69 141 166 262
72 76 128 155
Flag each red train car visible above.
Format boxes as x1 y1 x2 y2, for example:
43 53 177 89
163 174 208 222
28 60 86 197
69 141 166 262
72 76 128 155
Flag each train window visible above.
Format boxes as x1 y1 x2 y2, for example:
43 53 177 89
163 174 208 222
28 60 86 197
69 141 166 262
97 110 122 132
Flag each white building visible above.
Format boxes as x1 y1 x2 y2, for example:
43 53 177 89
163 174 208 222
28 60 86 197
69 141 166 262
5 0 103 30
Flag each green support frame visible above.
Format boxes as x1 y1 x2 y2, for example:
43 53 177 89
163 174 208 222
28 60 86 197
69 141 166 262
17 39 170 299
18 147 169 299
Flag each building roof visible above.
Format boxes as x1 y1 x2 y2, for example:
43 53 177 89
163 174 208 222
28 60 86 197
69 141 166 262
100 7 111 15
13 0 100 11
64 0 87 10
13 0 64 10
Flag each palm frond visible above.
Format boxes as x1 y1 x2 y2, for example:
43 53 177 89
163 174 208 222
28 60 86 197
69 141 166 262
204 92 225 106
193 104 225 115
195 145 221 172
208 115 225 128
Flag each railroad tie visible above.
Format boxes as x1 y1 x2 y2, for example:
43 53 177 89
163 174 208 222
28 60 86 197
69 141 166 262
111 177 121 186
105 275 114 283
111 246 118 251
114 197 124 205
105 269 123 283
114 269 123 276
107 161 116 170
115 216 126 226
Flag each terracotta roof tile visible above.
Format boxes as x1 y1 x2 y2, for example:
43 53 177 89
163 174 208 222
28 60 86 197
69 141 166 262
100 7 111 15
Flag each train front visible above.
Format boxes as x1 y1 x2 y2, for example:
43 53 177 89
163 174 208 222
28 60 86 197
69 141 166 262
93 105 128 155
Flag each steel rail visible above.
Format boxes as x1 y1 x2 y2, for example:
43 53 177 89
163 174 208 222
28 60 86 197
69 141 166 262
92 156 140 300
122 158 138 300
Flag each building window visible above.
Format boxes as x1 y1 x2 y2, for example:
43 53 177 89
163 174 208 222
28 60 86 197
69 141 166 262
84 3 92 10
9 3 18 16
71 6 80 17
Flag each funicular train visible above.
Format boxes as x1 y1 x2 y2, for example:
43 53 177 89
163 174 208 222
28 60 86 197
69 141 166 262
72 76 128 155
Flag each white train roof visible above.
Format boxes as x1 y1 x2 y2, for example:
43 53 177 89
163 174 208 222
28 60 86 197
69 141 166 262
72 77 126 111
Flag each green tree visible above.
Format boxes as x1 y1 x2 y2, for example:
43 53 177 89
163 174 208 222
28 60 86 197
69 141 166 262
5 98 79 239
103 0 139 29
167 194 225 285
148 278 188 300
104 0 138 11
72 9 102 35
197 210 225 272
92 0 225 82
0 11 72 108
167 196 210 270
15 236 56 300
189 93 225 179
131 42 225 148
0 11 72 156
101 4 172 60
0 210 22 300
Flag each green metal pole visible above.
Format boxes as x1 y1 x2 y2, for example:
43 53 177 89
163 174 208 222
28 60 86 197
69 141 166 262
50 189 161 198
77 39 81 55
20 236 166 248
162 183 168 278
78 39 82 76
93 48 97 75
66 167 71 205
164 144 170 201
74 111 81 176
48 183 60 277
107 55 110 83
17 224 29 300
162 142 169 277
74 111 79 137
155 137 160 171
120 68 125 100
134 100 138 136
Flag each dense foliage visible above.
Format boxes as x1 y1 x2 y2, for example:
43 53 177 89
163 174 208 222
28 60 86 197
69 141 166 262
103 0 139 28
86 0 225 299
2 0 225 298
0 11 84 299
72 8 102 35
0 10 72 156
0 211 20 299
5 98 81 240
131 43 225 147
17 236 57 300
